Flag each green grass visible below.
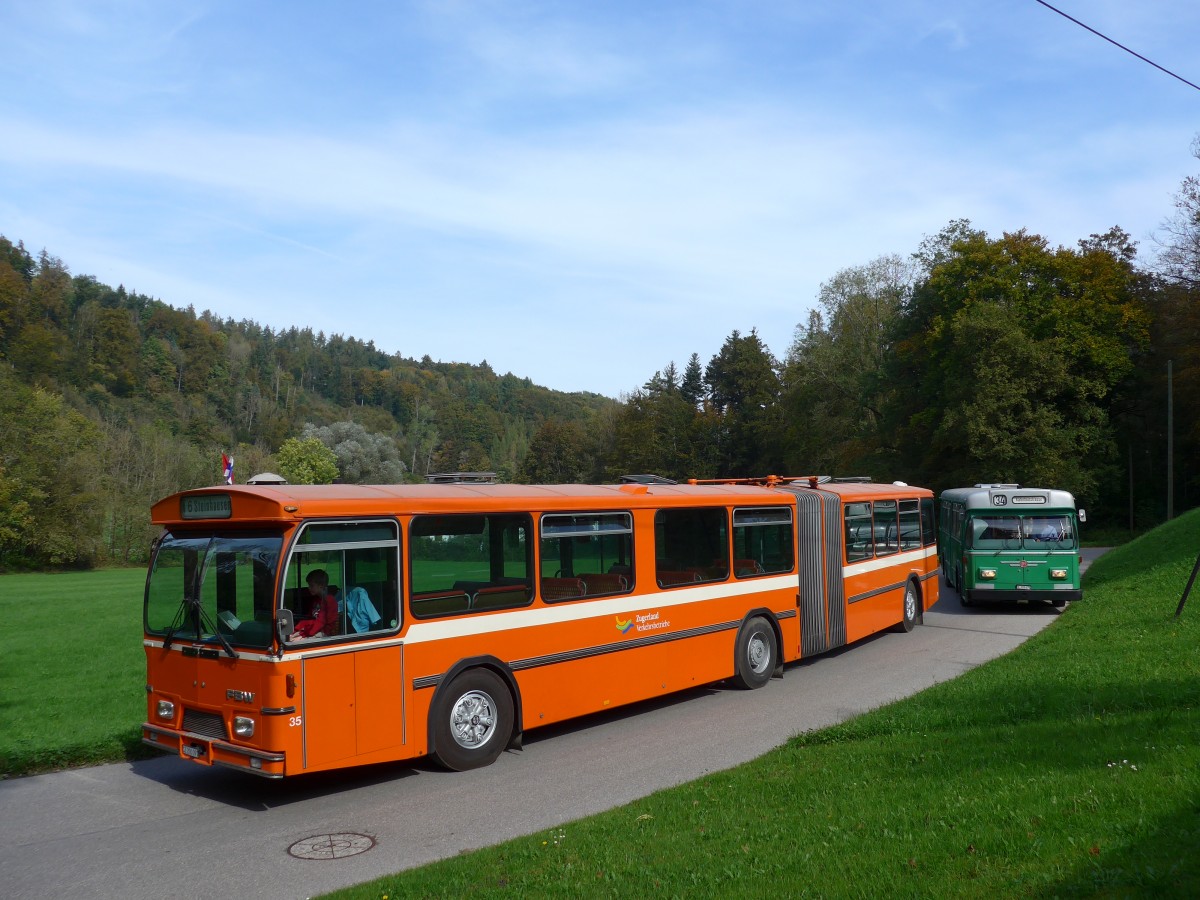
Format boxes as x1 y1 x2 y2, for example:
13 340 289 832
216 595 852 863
330 510 1200 899
0 568 152 776
1080 524 1145 548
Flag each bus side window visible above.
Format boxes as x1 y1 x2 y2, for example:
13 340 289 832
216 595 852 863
920 497 937 546
654 507 728 587
539 512 634 602
845 502 873 561
284 522 402 636
873 500 899 556
899 499 922 551
732 507 794 576
410 513 533 617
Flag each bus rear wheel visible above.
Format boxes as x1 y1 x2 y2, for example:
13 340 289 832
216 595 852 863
432 668 514 771
732 615 777 690
957 567 972 607
893 580 919 633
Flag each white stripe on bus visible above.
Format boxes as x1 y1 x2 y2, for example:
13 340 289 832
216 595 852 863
403 574 798 644
842 545 937 578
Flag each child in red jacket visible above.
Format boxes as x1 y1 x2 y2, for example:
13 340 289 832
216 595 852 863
289 569 338 640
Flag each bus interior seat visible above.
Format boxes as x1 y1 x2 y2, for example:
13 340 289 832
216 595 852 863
472 585 530 610
412 590 471 616
733 558 765 576
541 577 586 601
656 570 701 587
579 572 629 595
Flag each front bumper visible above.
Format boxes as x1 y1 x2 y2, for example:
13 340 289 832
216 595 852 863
966 588 1082 604
142 723 286 778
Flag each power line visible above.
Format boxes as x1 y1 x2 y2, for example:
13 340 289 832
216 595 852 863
1034 0 1200 93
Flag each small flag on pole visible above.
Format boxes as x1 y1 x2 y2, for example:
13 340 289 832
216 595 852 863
222 454 234 485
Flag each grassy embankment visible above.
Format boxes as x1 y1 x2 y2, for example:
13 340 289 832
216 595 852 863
0 568 151 775
332 512 1200 898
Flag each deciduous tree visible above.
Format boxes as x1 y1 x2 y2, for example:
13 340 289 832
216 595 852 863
277 437 339 485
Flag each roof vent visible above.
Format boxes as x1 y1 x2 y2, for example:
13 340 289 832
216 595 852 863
619 474 678 485
246 472 288 485
425 472 498 484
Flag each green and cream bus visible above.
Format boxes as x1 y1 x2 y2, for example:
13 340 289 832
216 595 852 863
938 484 1084 608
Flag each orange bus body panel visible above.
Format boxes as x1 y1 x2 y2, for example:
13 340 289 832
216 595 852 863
143 479 937 777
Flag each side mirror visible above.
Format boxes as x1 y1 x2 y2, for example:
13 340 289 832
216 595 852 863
277 608 295 644
1077 509 1087 524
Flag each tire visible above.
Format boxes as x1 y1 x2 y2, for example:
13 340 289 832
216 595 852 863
957 566 972 607
431 668 514 771
731 615 777 690
893 580 919 633
1051 595 1067 609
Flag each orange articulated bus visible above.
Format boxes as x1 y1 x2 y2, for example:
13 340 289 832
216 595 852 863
142 475 939 778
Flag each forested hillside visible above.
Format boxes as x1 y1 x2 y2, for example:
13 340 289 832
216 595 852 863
0 235 617 569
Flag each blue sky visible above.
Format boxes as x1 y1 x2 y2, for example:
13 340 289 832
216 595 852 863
2 1 1198 398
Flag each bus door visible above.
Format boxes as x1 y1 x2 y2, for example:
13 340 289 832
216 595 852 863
790 489 847 657
301 642 405 769
283 520 405 769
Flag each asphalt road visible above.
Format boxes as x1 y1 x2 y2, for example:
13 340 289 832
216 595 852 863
0 550 1107 900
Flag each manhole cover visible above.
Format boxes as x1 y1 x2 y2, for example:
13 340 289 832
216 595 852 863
288 833 376 860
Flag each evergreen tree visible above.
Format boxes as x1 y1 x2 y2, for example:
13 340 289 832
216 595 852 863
705 329 782 476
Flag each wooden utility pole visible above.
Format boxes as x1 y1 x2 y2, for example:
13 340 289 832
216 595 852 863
1167 360 1174 520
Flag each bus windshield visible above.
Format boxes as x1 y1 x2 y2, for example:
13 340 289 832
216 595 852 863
145 531 282 650
1021 515 1076 550
968 514 1075 551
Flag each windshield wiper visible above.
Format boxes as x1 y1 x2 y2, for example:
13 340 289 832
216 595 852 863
162 596 237 658
196 601 238 659
162 595 196 651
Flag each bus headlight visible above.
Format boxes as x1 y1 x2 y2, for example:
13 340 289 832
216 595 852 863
1050 568 1067 580
979 568 996 580
233 716 256 738
156 700 175 720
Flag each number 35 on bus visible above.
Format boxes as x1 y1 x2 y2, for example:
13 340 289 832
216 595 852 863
142 475 939 777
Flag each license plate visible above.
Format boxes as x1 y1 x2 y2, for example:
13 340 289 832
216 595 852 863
1016 584 1031 590
182 744 206 759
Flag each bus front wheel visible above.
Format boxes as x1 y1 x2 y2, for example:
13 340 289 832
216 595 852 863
431 668 514 771
957 567 972 606
732 615 777 690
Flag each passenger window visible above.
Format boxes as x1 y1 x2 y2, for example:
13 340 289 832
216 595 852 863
282 521 401 639
921 498 937 546
732 507 794 576
844 502 873 561
874 500 899 556
899 499 922 551
654 507 729 587
409 513 533 617
539 513 633 602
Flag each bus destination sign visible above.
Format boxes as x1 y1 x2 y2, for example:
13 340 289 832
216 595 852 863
1010 495 1047 505
181 494 233 520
